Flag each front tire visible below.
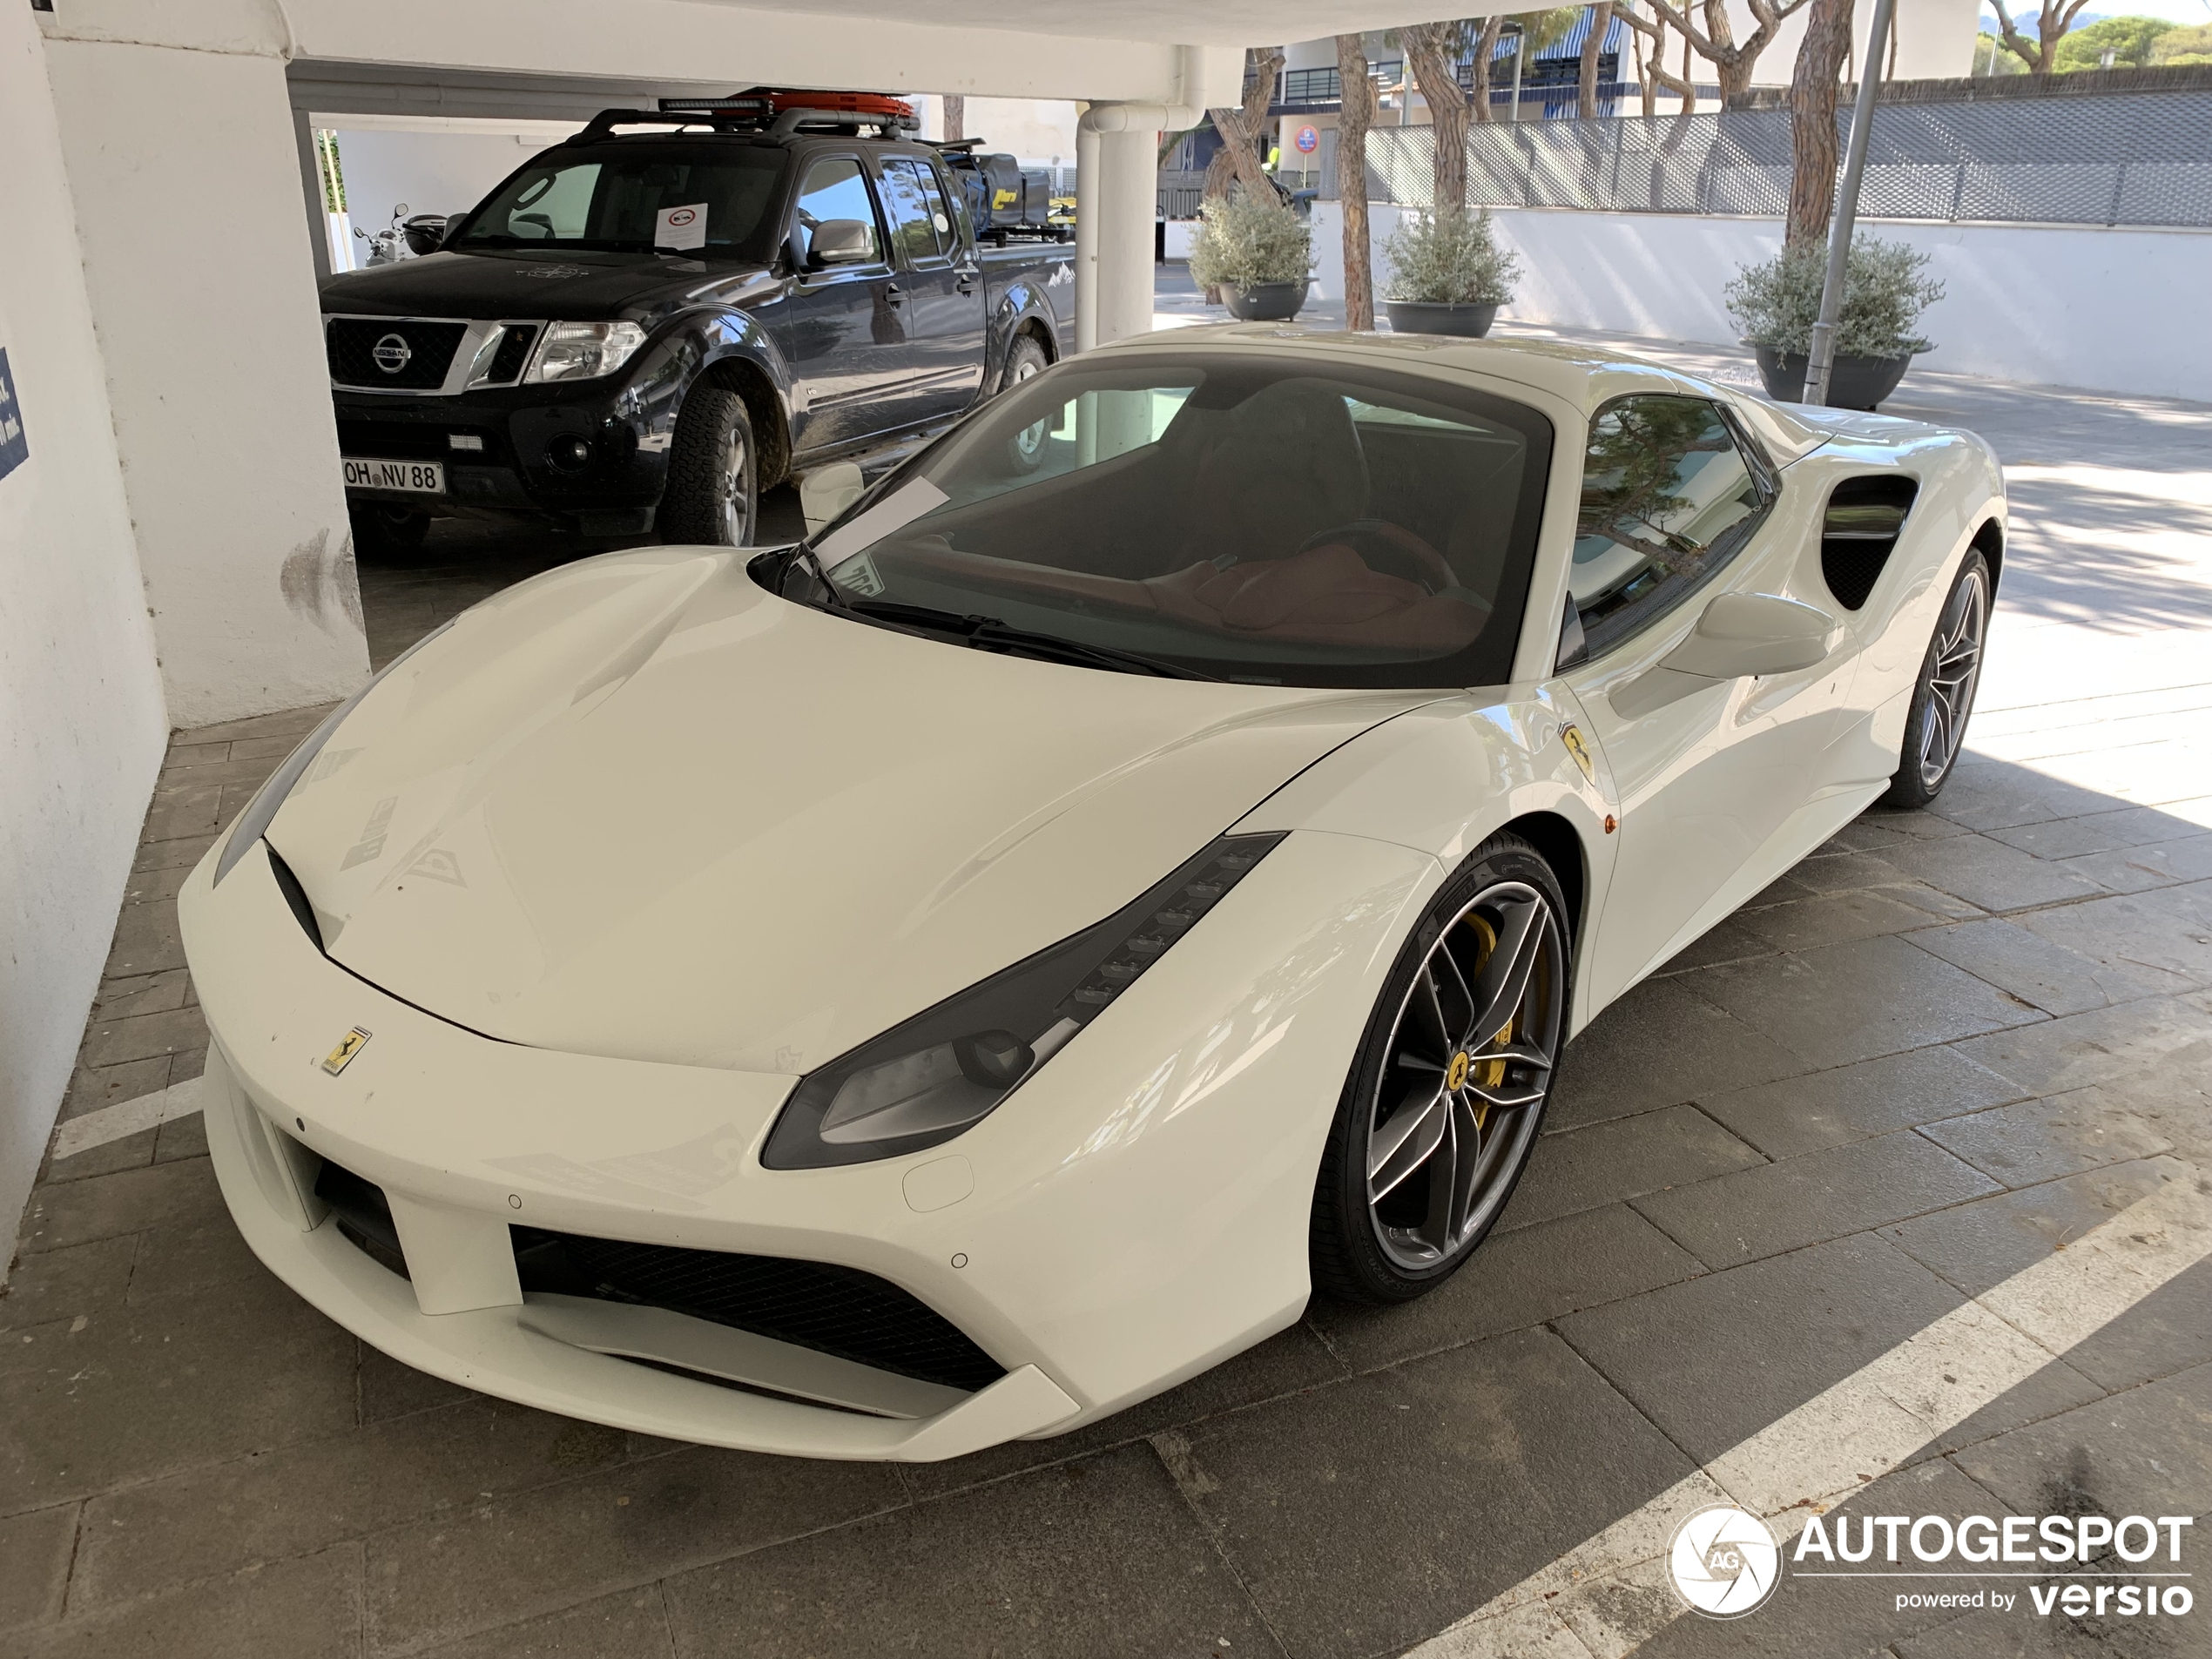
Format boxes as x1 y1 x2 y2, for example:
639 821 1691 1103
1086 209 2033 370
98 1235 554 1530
1880 550 1990 809
1310 833 1572 1305
658 384 757 547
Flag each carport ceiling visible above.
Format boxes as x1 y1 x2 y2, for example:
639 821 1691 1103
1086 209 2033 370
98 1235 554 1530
697 2 1434 42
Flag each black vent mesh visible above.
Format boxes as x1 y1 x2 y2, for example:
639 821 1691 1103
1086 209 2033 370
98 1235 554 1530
487 325 538 383
512 1229 1004 1393
1820 475 1920 611
336 421 504 462
327 319 467 389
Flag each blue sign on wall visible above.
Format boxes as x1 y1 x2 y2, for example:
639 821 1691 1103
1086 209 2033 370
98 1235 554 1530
0 350 27 482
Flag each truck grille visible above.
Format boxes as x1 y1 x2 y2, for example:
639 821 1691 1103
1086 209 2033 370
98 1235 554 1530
512 1227 1005 1393
327 319 468 390
335 421 507 463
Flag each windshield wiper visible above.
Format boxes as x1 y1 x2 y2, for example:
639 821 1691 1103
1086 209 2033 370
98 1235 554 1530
842 599 1218 681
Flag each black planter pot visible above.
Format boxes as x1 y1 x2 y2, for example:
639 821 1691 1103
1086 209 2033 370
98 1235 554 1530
1219 281 1306 321
1754 346 1916 412
1385 300 1500 338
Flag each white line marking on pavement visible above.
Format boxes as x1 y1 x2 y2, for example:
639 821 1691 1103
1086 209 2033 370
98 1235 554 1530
51 1075 206 1161
1406 1165 2212 1659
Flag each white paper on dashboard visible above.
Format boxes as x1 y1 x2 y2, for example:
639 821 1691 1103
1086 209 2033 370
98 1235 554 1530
817 479 951 568
655 202 708 251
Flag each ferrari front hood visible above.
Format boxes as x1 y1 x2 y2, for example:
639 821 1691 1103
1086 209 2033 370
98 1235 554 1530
267 549 1426 1073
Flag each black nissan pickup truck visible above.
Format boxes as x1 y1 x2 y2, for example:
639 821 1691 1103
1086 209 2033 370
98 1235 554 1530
321 103 1074 550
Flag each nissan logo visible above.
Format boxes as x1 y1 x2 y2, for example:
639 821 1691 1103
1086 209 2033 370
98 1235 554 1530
371 333 412 374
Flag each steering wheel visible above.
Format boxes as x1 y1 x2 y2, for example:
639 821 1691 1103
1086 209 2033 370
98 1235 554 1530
1297 519 1457 593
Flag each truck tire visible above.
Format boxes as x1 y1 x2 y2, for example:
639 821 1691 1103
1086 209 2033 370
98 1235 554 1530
659 385 757 547
999 334 1052 471
998 332 1049 397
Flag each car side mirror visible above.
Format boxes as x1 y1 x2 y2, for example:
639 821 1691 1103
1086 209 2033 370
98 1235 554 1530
807 219 875 268
800 462 867 536
1610 592 1837 719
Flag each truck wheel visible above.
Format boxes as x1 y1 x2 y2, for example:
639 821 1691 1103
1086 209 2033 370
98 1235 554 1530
999 334 1051 471
660 385 757 547
998 333 1049 397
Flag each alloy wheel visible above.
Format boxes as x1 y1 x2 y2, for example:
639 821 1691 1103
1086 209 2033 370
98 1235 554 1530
720 427 752 545
1366 880 1565 1271
1916 564 1987 789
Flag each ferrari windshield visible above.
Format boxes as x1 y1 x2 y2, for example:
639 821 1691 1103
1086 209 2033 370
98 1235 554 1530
449 143 785 258
803 354 1554 689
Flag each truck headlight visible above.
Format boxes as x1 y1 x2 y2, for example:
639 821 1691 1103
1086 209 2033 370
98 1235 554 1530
761 834 1286 1170
523 320 646 383
212 621 454 886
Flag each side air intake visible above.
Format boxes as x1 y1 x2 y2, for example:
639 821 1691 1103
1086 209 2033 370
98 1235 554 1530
1820 475 1919 610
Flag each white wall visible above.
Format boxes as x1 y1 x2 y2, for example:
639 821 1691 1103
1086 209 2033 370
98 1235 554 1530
919 96 1080 172
1310 201 2212 402
329 124 582 264
0 3 169 1274
41 27 371 728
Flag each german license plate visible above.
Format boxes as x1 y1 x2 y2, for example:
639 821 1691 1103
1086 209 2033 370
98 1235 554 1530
343 457 445 494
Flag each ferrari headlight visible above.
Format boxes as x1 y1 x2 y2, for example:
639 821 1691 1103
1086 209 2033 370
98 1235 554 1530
212 621 454 885
761 833 1286 1170
523 320 646 383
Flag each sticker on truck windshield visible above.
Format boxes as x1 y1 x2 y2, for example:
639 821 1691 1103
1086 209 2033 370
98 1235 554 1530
656 202 708 252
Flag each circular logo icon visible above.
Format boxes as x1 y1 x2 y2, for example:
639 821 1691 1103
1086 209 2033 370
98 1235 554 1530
370 333 412 374
1446 1050 1471 1091
666 207 698 226
1295 124 1320 154
1669 1505 1780 1619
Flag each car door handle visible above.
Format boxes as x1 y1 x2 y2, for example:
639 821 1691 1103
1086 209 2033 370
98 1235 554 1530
886 283 906 307
955 271 978 294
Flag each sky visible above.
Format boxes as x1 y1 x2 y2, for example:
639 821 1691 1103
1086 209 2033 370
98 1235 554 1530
1979 3 2212 23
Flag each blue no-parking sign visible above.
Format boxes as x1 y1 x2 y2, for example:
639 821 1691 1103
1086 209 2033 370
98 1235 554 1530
0 350 27 483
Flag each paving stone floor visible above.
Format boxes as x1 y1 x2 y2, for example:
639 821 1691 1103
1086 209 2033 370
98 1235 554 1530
4 330 2210 1658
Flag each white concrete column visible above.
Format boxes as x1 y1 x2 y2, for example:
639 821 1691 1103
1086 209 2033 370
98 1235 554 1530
1 0 170 1265
38 10 370 727
1076 102 1199 352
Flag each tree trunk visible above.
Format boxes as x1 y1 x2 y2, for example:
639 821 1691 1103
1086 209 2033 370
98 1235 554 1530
1335 34 1376 332
941 95 964 144
1784 0 1852 249
1467 17 1504 125
1403 22 1471 213
1203 45 1285 205
1580 3 1616 121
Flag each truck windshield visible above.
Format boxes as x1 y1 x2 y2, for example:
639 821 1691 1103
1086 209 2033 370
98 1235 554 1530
450 144 785 258
802 354 1554 691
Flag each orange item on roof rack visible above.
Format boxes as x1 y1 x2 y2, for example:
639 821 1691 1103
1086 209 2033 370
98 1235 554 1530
672 88 917 122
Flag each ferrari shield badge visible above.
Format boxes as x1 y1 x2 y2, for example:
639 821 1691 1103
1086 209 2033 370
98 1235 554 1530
1561 723 1596 786
321 1028 371 1076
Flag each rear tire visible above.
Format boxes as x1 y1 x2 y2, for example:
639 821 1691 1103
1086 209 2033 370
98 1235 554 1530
1310 833 1572 1305
1880 550 1990 809
999 334 1052 471
658 385 757 547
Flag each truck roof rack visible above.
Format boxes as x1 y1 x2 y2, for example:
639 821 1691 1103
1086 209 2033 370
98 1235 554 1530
653 89 920 135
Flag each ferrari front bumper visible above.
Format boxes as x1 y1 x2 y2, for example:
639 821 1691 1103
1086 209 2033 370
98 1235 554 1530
180 826 1437 1460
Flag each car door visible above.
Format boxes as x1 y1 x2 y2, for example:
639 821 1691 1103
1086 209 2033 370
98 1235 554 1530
872 153 988 427
774 154 909 452
1555 394 1844 1008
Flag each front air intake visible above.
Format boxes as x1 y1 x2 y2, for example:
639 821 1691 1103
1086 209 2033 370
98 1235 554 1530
1820 475 1919 610
511 1229 1005 1393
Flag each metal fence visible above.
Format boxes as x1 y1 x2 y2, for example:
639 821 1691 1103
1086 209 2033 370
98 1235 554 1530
1341 90 2212 229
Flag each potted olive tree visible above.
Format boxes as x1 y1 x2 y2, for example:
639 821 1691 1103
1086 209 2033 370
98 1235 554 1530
1726 235 1946 409
1382 206 1521 337
1190 188 1312 321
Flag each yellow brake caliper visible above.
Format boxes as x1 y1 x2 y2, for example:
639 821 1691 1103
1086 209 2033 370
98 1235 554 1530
1461 915 1514 1131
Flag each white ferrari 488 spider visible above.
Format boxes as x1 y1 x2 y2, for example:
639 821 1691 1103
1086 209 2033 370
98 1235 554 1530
181 326 2004 1460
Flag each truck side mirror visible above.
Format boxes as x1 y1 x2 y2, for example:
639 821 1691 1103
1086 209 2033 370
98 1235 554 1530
799 462 867 536
807 219 875 268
